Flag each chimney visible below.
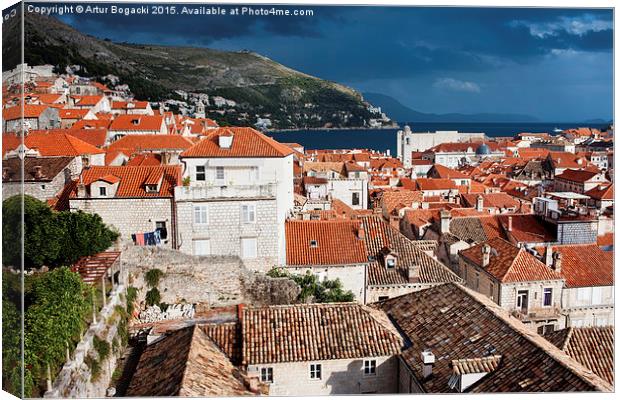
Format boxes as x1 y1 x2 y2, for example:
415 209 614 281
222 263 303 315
552 252 562 273
77 183 87 198
481 244 491 267
357 225 366 240
421 350 435 379
219 131 234 149
507 216 513 232
476 195 484 212
544 245 553 267
440 210 451 234
408 264 420 283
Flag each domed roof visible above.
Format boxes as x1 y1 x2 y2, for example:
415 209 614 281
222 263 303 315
476 143 491 155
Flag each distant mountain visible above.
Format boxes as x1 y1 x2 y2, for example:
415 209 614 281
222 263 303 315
363 92 540 123
3 12 384 129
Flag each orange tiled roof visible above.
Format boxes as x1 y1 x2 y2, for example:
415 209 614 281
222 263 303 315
597 233 613 248
241 303 403 365
181 127 294 158
72 118 112 130
461 193 520 210
285 220 367 265
548 244 613 288
429 164 469 179
2 134 21 156
3 104 51 120
111 100 150 110
460 237 563 283
415 178 457 191
555 169 601 183
108 134 194 153
59 108 90 119
29 128 108 148
109 114 165 131
72 95 105 107
71 165 181 198
381 190 424 215
23 132 105 156
585 183 613 200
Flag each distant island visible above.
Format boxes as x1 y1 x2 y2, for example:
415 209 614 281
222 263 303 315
363 92 541 123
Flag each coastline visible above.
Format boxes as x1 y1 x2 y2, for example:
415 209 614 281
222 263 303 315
267 124 400 133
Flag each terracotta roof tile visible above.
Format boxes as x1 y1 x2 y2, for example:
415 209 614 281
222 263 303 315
23 132 105 156
381 190 424 215
3 104 51 120
375 283 612 392
108 134 194 153
181 127 293 158
584 183 613 200
59 108 90 119
241 303 403 365
547 244 613 288
71 165 181 198
109 114 165 131
460 238 563 283
127 325 254 397
285 220 367 265
2 156 74 183
545 327 614 385
555 169 601 183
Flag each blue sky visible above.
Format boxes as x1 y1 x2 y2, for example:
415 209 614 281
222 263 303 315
49 4 612 121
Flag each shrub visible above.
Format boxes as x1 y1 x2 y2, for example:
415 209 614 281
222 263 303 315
92 336 110 361
266 269 354 303
145 288 161 307
144 269 164 289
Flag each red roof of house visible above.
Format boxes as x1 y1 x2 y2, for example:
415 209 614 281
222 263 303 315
109 114 165 132
3 104 51 120
2 134 21 156
72 95 105 107
108 134 194 153
72 118 112 130
126 154 162 166
498 214 556 244
429 164 469 179
181 127 294 158
461 193 520 210
59 108 90 119
555 169 601 183
23 132 105 156
414 178 457 191
111 101 150 110
381 190 425 215
548 244 613 288
460 237 563 283
71 165 181 198
285 220 367 266
585 183 614 200
29 128 108 148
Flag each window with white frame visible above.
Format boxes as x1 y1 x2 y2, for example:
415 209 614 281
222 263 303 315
194 205 208 224
260 367 273 383
309 363 322 380
543 288 553 307
195 165 205 181
215 166 225 181
363 359 377 376
241 237 258 259
242 204 256 224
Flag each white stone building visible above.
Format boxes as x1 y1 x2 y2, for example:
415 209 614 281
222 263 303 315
175 127 294 270
69 165 181 247
242 303 402 395
396 125 486 167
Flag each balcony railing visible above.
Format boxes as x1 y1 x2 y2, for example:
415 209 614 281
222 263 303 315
175 183 277 201
511 306 562 321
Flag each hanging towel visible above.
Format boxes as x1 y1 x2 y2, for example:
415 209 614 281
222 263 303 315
131 233 136 245
154 230 161 245
146 232 155 246
136 233 145 246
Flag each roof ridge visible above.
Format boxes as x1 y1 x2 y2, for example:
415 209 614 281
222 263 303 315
451 283 612 391
561 327 574 352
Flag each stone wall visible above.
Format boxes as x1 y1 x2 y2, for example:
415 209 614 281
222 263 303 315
175 198 280 271
44 284 127 398
252 355 398 395
70 197 173 247
120 245 299 307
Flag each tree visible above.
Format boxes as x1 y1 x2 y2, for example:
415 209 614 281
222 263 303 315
2 271 22 397
267 269 354 303
3 195 64 268
2 195 119 269
23 267 93 397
